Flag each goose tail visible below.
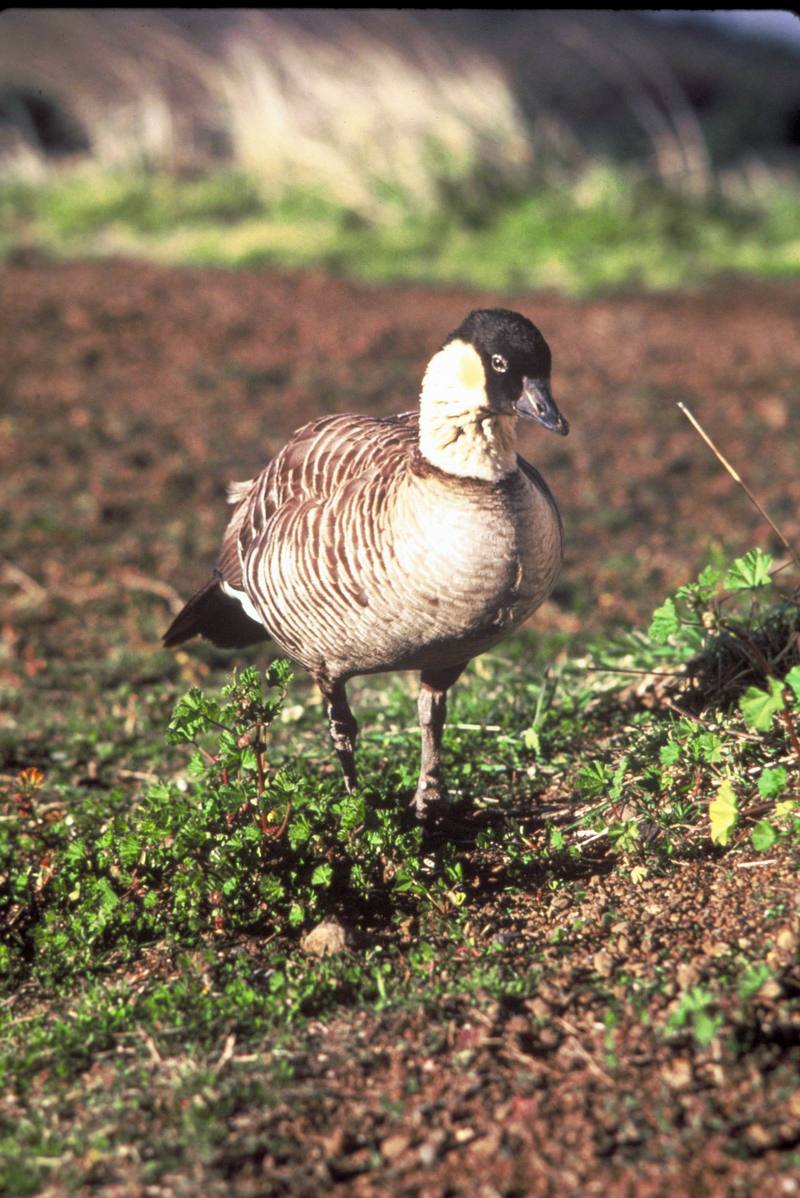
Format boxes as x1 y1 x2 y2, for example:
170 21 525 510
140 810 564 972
163 577 270 650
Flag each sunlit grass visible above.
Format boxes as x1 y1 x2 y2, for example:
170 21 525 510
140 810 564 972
2 164 798 294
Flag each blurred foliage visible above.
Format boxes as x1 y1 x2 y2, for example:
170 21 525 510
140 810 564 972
1 164 798 295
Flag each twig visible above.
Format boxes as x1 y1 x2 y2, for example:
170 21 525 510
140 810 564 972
117 768 160 784
115 568 186 615
677 402 800 571
138 1028 162 1064
780 700 800 763
254 723 265 796
0 559 48 605
580 666 687 678
213 1033 236 1077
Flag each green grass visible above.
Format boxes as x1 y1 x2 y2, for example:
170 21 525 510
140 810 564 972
3 548 799 985
2 165 799 293
2 546 799 1190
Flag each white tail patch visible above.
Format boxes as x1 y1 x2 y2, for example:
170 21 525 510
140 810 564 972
220 578 263 625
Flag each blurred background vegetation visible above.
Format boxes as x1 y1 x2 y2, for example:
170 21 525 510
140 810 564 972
0 8 798 292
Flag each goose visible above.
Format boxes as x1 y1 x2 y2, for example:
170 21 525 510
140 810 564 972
163 308 568 820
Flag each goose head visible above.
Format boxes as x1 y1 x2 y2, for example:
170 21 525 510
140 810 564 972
419 308 568 482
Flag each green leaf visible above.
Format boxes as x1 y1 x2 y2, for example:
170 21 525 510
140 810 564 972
610 755 629 801
549 826 564 851
648 597 680 645
338 795 366 834
260 875 285 902
693 1010 723 1048
784 665 800 703
724 548 773 591
576 760 612 798
739 677 784 731
709 779 739 846
659 741 681 766
751 820 777 852
311 864 333 888
694 732 723 765
522 727 541 754
266 660 293 690
758 766 787 799
697 564 722 593
738 963 772 998
168 689 222 742
287 816 312 848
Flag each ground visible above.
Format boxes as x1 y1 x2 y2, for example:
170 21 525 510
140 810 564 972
1 261 799 1195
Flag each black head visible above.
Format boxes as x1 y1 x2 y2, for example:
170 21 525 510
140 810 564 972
444 308 568 435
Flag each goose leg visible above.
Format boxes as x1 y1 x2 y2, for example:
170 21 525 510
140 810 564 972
319 678 359 793
412 663 467 821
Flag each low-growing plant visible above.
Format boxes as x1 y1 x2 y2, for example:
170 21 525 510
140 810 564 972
561 546 800 864
2 541 798 995
3 663 477 984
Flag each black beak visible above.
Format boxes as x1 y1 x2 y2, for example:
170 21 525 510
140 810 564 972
516 377 569 436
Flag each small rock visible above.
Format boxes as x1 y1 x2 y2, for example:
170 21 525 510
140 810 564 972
418 1130 447 1167
381 1133 410 1161
593 949 615 977
744 1122 773 1151
525 997 551 1022
757 978 783 1001
302 918 349 957
662 1059 693 1090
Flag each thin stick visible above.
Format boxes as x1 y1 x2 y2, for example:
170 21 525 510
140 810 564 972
780 701 800 764
677 402 800 571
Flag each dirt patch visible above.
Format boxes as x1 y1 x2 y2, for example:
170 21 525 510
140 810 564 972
2 261 800 644
2 261 800 1195
216 855 800 1197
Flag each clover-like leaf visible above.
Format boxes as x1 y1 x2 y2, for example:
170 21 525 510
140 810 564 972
758 766 787 799
784 665 800 704
739 676 784 731
709 779 739 846
648 597 680 645
751 820 777 852
724 548 773 592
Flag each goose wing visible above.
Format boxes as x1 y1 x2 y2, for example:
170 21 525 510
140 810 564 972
518 454 564 556
221 411 419 590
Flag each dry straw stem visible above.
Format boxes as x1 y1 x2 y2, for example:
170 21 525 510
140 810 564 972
212 11 531 216
0 10 532 212
0 10 721 203
677 401 800 573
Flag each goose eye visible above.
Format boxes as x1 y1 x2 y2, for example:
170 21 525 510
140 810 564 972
491 354 508 373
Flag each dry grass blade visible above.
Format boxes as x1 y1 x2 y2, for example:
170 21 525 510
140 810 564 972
677 401 800 572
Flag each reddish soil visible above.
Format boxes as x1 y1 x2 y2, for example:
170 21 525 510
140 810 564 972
2 262 800 1195
3 262 800 645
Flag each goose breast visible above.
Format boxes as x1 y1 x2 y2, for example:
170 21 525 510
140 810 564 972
242 424 562 679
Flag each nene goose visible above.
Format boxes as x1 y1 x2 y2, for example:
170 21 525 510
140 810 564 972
164 309 568 819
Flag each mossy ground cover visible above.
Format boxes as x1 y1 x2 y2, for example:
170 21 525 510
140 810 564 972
1 262 799 1194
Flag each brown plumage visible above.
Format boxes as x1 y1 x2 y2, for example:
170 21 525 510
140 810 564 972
164 308 569 819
